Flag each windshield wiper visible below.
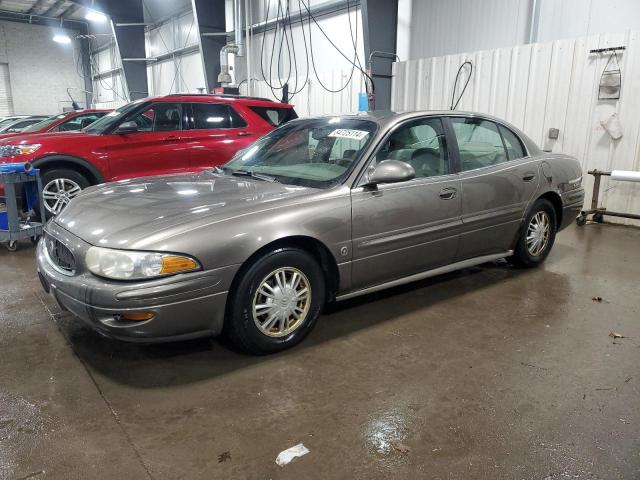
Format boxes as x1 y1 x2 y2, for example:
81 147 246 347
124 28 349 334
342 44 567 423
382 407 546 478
231 169 276 182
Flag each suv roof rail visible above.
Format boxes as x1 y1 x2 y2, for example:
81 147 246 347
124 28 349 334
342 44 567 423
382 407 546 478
165 93 276 103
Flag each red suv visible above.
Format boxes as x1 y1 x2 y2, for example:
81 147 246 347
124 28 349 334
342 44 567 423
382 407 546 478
0 95 296 215
0 109 112 141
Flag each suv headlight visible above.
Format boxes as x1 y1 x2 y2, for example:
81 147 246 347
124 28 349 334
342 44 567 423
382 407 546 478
85 246 200 280
0 144 41 158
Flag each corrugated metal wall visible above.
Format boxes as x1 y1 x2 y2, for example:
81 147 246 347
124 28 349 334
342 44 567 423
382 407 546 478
405 0 531 59
92 43 128 109
392 30 640 225
145 10 206 95
241 68 366 117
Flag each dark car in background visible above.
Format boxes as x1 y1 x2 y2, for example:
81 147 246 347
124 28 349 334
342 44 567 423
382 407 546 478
0 109 112 140
0 115 48 134
0 94 297 215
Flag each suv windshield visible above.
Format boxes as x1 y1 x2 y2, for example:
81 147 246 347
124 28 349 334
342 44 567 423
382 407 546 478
223 118 377 189
84 100 148 134
22 114 65 133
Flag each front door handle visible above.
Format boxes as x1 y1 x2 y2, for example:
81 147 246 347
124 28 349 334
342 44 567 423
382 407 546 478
237 131 252 137
162 135 178 142
439 187 457 200
522 173 536 182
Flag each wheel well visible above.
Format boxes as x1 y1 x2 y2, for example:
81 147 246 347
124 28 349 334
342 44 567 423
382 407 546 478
229 236 341 304
35 158 101 185
539 191 563 227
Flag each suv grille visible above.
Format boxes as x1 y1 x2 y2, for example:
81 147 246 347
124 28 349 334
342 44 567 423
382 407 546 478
45 234 76 274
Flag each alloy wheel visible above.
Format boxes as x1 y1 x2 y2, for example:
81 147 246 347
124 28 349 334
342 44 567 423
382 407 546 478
252 267 311 337
42 178 82 215
526 211 551 256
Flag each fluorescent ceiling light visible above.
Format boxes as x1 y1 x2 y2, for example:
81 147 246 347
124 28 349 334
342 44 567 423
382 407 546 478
52 34 71 44
85 10 108 22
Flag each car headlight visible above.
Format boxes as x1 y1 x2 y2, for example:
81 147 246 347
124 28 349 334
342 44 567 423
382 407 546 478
85 246 200 280
0 144 41 158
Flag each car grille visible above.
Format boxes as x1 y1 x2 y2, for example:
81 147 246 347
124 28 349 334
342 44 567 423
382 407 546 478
45 234 76 274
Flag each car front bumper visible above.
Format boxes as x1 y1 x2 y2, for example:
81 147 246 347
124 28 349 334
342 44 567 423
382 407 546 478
36 224 239 342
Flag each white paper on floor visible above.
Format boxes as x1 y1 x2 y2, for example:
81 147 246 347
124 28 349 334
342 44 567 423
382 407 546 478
275 443 310 466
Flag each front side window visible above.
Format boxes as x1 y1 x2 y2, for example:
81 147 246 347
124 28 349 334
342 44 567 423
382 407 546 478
376 117 449 178
85 100 148 134
223 118 377 189
451 118 507 171
129 103 181 132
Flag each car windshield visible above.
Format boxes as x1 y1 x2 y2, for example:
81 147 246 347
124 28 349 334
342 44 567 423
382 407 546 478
22 114 66 133
223 118 377 189
84 100 147 134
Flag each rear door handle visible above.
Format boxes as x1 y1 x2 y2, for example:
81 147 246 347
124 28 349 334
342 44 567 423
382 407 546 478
162 135 179 142
522 173 536 182
439 187 457 200
237 131 252 137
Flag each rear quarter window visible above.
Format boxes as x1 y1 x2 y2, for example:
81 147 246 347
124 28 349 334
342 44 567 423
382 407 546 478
498 125 526 160
249 106 298 127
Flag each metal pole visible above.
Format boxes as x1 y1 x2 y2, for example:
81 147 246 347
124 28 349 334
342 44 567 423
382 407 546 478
245 0 252 95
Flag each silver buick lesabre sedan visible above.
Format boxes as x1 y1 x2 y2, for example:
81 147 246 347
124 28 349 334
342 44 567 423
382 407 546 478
37 111 585 354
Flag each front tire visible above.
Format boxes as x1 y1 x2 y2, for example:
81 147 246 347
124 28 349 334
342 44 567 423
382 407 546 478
225 248 326 355
41 169 90 217
510 199 557 268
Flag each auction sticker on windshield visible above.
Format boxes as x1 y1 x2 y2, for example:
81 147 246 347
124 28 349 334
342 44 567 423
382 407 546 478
328 129 369 141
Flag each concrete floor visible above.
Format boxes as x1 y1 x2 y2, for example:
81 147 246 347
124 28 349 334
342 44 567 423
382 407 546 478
1 224 639 480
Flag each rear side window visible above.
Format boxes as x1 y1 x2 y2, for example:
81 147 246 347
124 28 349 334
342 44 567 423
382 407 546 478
188 103 247 129
249 106 297 127
498 125 526 160
451 118 507 171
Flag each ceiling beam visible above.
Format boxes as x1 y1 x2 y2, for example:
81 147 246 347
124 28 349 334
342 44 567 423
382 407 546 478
27 0 48 15
60 2 80 18
43 0 67 16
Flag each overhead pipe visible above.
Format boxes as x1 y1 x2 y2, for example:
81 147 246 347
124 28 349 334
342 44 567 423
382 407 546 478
218 0 245 86
234 0 244 57
245 0 252 94
218 44 239 85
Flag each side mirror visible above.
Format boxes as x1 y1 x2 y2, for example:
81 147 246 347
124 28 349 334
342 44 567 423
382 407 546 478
115 121 138 134
364 159 415 186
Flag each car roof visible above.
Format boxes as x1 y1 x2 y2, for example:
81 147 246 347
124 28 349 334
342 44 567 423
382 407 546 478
146 94 293 109
291 110 541 154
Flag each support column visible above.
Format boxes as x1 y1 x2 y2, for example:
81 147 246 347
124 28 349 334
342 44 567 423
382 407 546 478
361 0 398 111
191 0 227 92
104 0 148 100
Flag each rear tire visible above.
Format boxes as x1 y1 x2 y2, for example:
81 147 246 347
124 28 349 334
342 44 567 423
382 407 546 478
40 169 90 218
510 199 557 268
225 247 326 355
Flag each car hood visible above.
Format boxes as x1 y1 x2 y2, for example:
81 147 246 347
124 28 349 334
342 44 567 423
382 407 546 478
0 131 30 140
54 171 317 249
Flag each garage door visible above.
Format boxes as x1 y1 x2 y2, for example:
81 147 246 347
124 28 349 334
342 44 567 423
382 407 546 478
0 63 14 117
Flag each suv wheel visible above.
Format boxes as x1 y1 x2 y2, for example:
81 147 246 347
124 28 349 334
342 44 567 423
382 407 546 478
225 247 326 355
41 169 89 216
